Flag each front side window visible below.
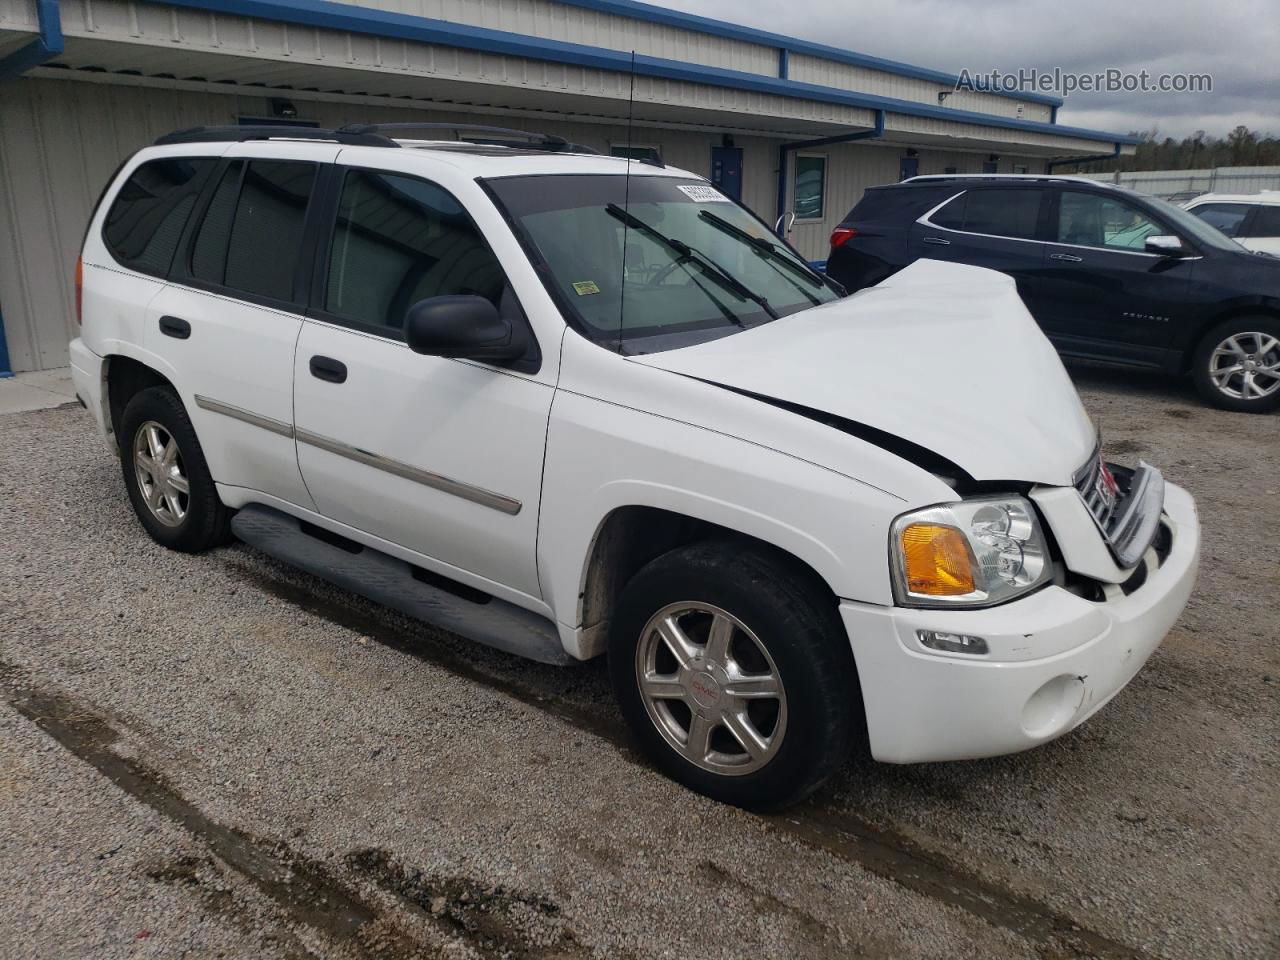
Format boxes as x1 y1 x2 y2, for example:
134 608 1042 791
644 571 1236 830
1056 191 1163 251
930 188 1041 240
325 169 505 333
485 174 838 352
1189 202 1250 238
794 155 826 220
103 158 216 276
1245 205 1280 237
189 160 316 302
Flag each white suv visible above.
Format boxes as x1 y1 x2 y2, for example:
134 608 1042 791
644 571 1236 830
1184 192 1280 256
69 124 1200 809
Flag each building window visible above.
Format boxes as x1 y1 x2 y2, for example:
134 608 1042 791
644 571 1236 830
944 166 958 174
794 154 826 220
610 144 662 164
1013 164 1030 174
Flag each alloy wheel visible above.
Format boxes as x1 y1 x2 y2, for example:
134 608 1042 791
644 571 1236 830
132 420 190 527
635 602 787 776
1208 332 1280 401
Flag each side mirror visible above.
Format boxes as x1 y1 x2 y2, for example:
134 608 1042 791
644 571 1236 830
404 295 524 362
1144 235 1189 257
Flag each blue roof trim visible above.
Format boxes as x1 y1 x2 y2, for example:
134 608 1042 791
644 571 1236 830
0 0 64 79
548 0 1063 108
150 0 1136 145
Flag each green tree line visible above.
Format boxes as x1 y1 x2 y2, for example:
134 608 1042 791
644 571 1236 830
1060 126 1280 173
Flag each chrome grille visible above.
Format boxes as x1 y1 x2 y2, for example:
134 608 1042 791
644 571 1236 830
1072 448 1166 569
1073 449 1120 535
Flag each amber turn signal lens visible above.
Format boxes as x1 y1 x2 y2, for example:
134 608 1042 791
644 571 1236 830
900 523 976 596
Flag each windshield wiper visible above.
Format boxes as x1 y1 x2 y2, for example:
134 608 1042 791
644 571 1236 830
697 210 830 302
605 204 779 320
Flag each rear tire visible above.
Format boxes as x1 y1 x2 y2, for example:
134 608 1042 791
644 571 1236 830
608 541 857 811
119 386 231 552
1190 317 1280 412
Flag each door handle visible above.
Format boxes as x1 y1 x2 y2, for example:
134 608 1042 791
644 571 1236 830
921 236 951 246
158 315 191 339
1050 253 1084 262
309 355 348 384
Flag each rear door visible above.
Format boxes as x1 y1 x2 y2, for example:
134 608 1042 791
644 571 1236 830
149 144 336 508
909 185 1051 310
1036 189 1194 366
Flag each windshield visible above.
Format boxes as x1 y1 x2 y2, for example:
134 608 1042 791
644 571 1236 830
485 174 838 351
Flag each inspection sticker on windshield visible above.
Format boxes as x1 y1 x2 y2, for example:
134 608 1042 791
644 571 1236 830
677 184 730 203
572 280 601 296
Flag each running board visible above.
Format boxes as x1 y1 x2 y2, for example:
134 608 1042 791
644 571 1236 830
230 505 571 665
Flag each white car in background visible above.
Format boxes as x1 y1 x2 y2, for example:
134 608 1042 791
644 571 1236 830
1184 192 1280 255
69 123 1200 810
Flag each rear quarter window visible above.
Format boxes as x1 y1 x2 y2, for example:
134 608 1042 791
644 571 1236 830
102 158 215 276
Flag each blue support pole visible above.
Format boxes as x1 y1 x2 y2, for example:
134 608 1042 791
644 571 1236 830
776 109 885 236
0 303 13 379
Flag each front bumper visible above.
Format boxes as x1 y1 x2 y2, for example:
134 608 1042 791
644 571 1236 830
843 482 1199 764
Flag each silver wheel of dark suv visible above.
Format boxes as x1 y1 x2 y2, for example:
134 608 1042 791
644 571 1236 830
1192 318 1280 413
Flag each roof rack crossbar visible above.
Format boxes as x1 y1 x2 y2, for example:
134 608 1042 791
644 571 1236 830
336 122 601 155
154 125 400 148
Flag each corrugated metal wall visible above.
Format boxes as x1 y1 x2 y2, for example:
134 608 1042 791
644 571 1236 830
0 74 1048 371
1078 166 1280 198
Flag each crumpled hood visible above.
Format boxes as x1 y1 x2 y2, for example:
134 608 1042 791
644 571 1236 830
632 259 1096 486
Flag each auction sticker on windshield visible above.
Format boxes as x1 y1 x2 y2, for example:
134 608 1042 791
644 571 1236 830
677 185 730 203
573 280 601 296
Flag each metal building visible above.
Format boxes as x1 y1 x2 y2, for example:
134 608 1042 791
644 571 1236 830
0 0 1137 374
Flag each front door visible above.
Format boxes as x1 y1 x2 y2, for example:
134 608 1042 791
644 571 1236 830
291 164 553 601
899 156 919 181
710 147 743 201
1037 190 1194 366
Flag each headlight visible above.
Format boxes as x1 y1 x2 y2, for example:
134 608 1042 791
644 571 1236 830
890 496 1052 607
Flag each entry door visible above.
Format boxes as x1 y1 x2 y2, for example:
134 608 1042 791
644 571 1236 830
710 147 743 201
1036 190 1193 365
899 156 919 181
292 165 553 600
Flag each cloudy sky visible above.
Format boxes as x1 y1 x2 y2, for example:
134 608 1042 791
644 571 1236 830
660 0 1279 139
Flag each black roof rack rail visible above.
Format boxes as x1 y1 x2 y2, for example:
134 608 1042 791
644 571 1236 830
336 122 601 155
154 125 400 148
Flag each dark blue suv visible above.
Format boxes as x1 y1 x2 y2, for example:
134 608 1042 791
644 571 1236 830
825 175 1280 412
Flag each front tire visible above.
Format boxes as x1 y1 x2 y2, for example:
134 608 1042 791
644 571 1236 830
1190 317 1280 412
119 386 231 552
608 541 857 810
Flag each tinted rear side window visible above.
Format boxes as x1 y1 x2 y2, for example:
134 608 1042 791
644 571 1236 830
931 188 1042 240
324 169 504 333
189 160 316 303
103 158 215 276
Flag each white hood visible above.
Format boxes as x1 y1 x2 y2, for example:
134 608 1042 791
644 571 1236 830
632 259 1095 486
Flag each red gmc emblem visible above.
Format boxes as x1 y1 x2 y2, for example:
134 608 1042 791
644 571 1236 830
1096 463 1120 511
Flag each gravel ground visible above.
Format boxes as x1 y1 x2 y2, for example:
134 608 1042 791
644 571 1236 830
1 365 1276 960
